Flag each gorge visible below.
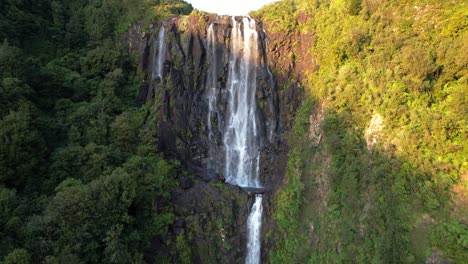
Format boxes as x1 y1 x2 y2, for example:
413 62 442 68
133 2 467 261
139 15 280 263
0 0 466 263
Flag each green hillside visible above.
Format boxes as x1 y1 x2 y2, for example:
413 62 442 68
252 0 467 263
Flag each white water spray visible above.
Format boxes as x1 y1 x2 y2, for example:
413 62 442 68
205 17 265 264
246 195 263 264
223 17 263 264
152 26 166 80
224 17 261 188
206 24 218 170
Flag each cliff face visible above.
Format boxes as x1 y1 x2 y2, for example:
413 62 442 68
132 14 304 263
138 15 280 171
131 1 467 262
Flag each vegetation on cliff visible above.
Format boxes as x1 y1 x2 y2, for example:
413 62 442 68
253 0 467 263
1 0 466 263
0 0 192 262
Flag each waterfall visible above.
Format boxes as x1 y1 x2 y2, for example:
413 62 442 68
206 24 218 170
152 25 166 80
204 16 266 264
224 17 261 188
246 195 263 264
223 17 263 264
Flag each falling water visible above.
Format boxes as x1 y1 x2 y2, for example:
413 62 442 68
224 17 261 188
152 26 166 80
245 195 263 264
206 24 218 170
223 17 263 264
151 33 158 80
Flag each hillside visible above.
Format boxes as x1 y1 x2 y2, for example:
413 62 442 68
252 0 467 263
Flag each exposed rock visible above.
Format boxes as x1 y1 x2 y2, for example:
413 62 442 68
173 227 184 235
180 177 194 190
172 181 250 263
259 138 289 191
134 13 307 262
174 218 186 228
241 187 266 195
172 218 186 235
309 104 324 146
365 113 384 150
136 15 280 172
259 15 315 131
425 251 451 264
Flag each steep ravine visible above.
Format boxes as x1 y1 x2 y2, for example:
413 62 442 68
127 1 467 262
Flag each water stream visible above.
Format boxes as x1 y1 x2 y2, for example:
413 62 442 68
245 195 263 264
224 17 261 188
206 24 218 171
223 17 263 264
152 25 166 80
262 29 277 142
205 16 265 264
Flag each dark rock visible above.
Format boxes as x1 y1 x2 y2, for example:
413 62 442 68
172 181 249 263
173 227 184 235
137 15 281 170
174 218 185 228
180 177 194 190
241 187 266 195
260 139 289 191
134 80 149 107
172 217 186 234
134 13 303 263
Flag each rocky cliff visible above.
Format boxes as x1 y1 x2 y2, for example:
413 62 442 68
137 15 279 170
130 14 305 263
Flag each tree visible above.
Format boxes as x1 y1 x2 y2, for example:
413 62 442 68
0 104 46 188
0 78 33 116
44 168 137 262
1 248 31 264
110 110 144 153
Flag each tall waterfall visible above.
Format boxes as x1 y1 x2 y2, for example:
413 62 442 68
223 17 263 264
224 17 261 188
152 25 166 80
206 24 218 170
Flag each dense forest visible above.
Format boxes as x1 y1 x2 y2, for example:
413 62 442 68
0 0 466 263
0 0 193 262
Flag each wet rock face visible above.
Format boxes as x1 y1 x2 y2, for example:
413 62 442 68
137 15 280 176
259 12 315 131
172 182 250 263
134 14 305 263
